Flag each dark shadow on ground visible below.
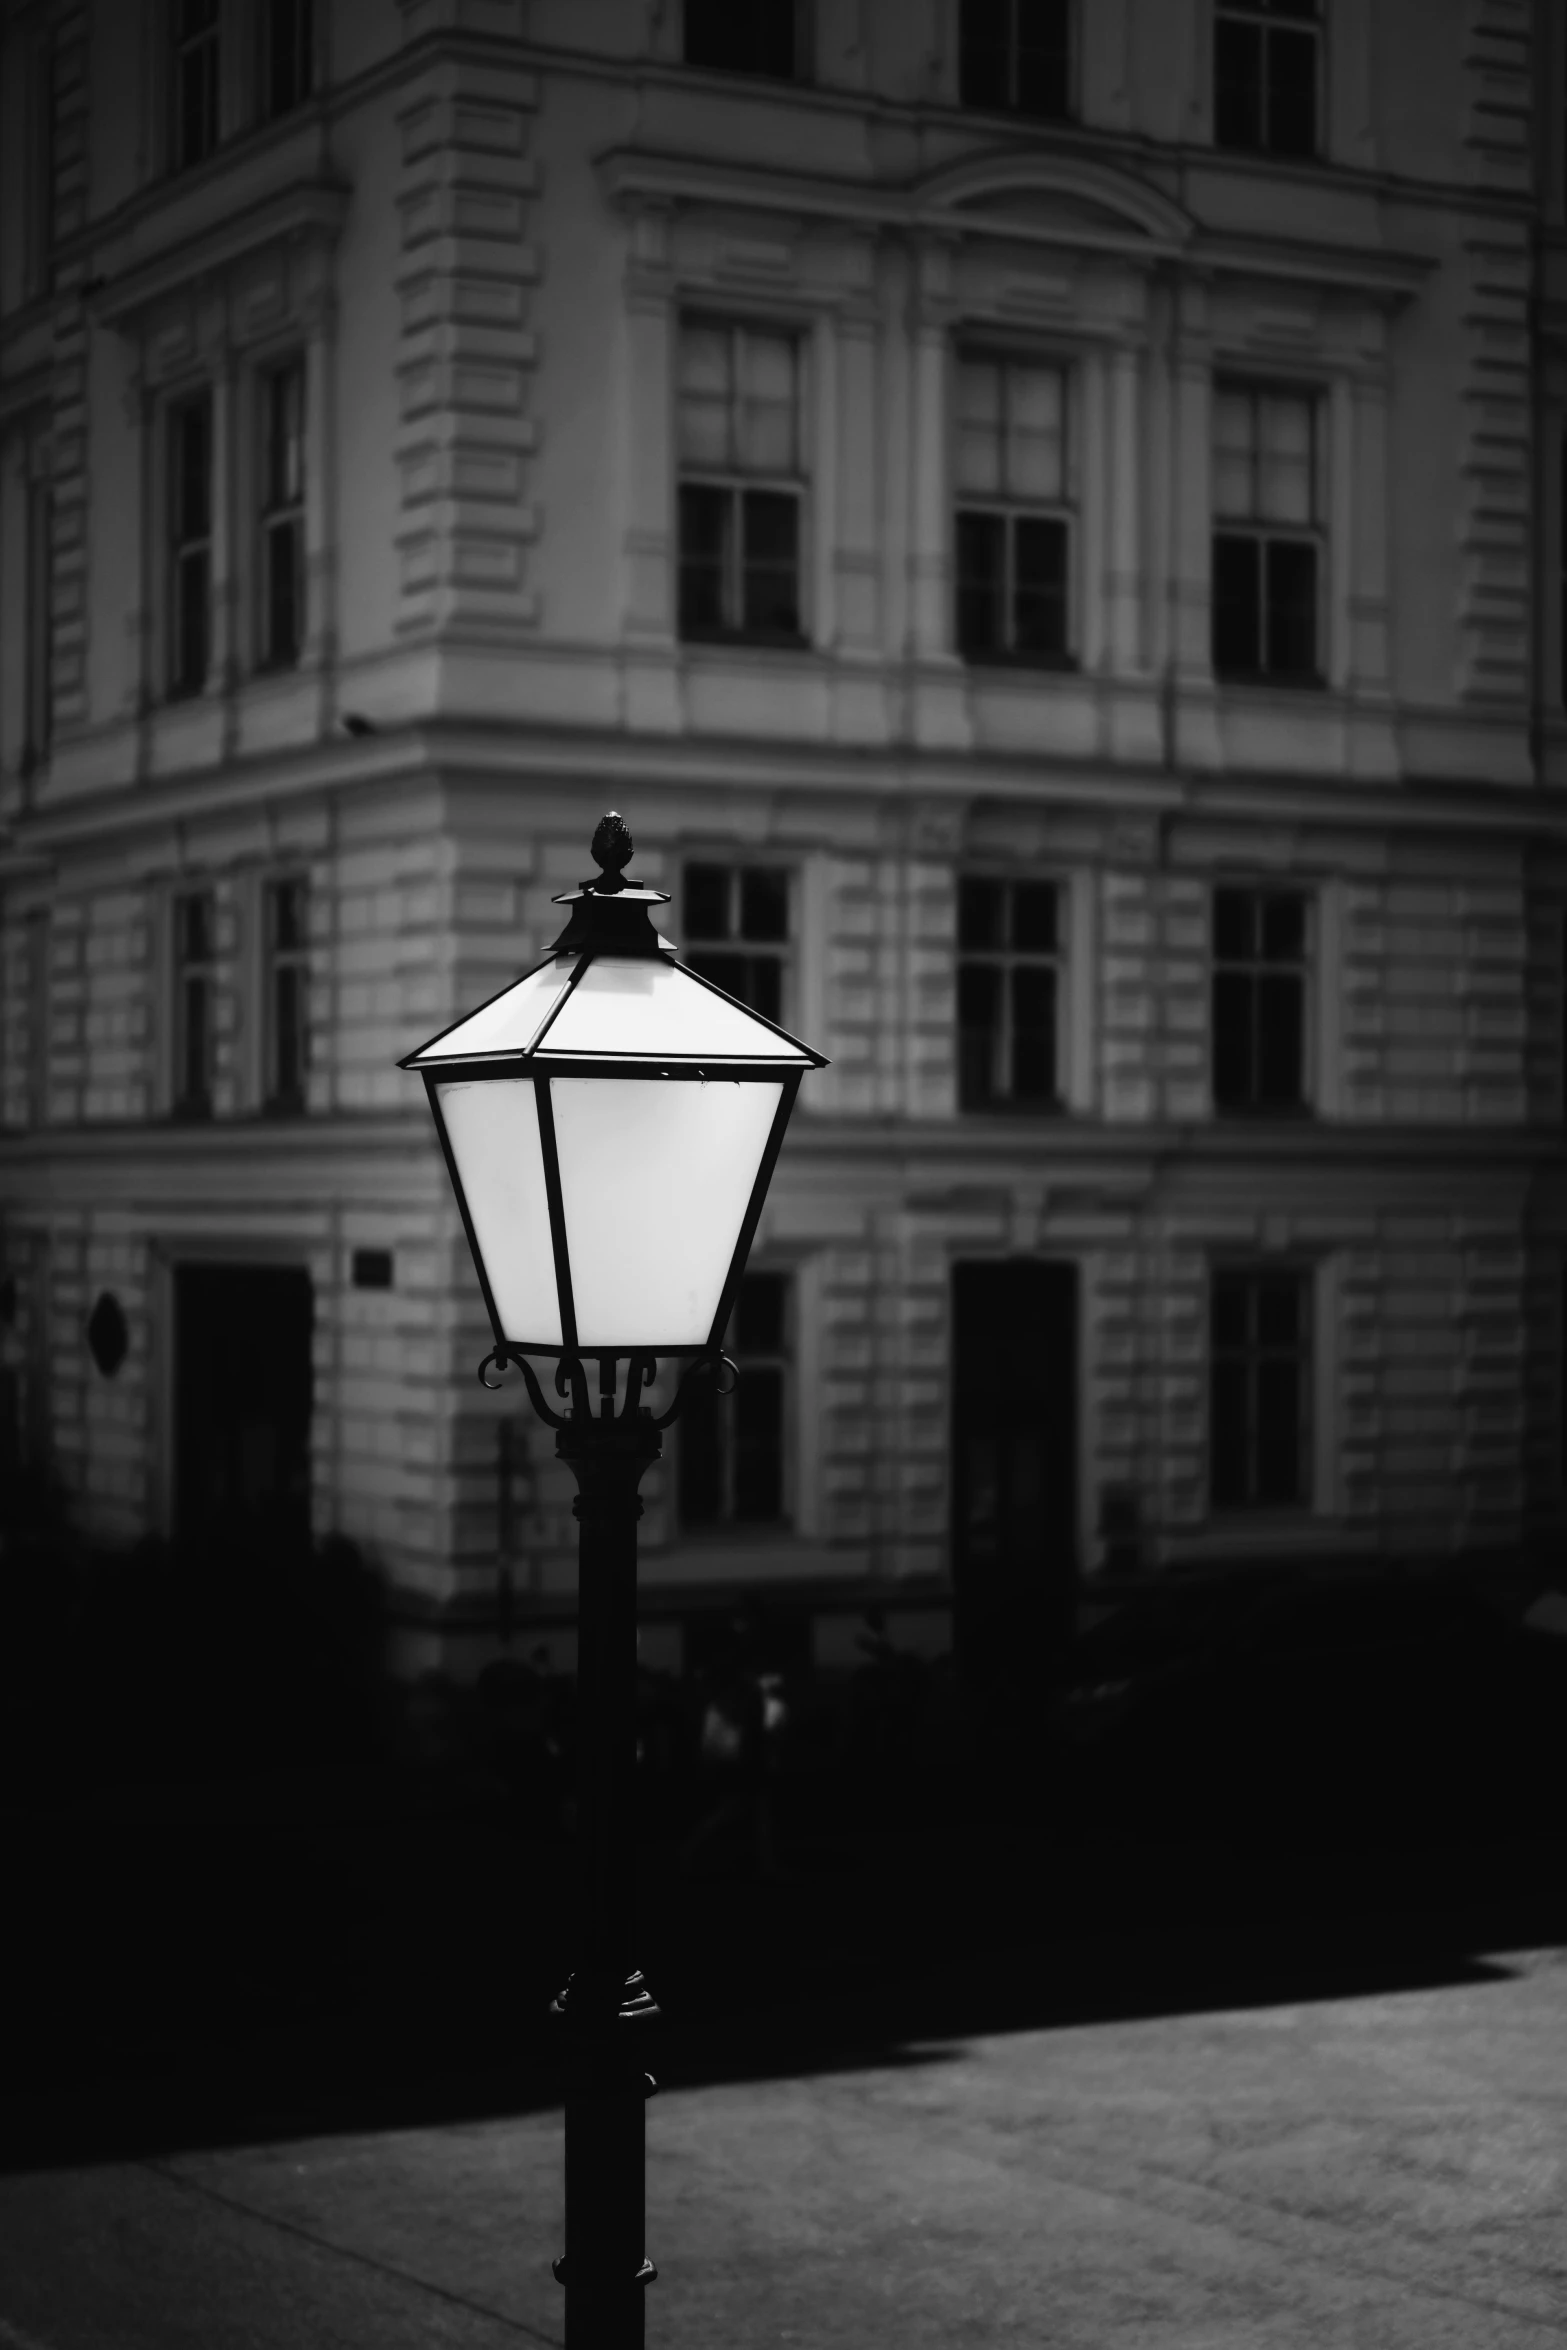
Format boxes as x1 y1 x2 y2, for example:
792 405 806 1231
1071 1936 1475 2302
2 1792 1557 2173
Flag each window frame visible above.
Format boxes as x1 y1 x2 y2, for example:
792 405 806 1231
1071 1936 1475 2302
680 860 793 1028
171 886 217 1119
1210 378 1325 687
682 0 806 82
169 0 222 174
676 315 809 649
255 352 307 672
262 874 310 1115
165 386 215 700
1207 1261 1314 1514
1212 0 1323 161
678 1268 794 1532
261 0 314 120
21 475 53 775
1210 882 1315 1117
956 871 1069 1114
954 349 1077 669
956 0 1074 123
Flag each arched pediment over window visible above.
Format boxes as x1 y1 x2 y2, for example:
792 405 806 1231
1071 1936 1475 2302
913 153 1196 258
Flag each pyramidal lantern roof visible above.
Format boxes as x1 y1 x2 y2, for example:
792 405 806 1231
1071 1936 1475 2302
402 816 822 1075
400 814 827 1360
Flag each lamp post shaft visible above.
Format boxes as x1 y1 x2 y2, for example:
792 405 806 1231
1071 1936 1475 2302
555 1403 661 2350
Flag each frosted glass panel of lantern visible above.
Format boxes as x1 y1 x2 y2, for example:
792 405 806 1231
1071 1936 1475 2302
413 958 578 1063
540 955 810 1062
436 1078 562 1346
550 1076 785 1347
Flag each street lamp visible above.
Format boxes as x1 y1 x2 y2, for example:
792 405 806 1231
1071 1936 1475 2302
400 812 826 2347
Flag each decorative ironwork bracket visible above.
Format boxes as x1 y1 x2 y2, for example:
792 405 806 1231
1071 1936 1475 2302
477 1346 738 1430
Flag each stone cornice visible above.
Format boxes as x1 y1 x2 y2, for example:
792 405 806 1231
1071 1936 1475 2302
597 146 1435 305
88 176 350 332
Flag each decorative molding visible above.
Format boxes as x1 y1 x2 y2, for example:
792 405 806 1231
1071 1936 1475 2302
88 180 351 333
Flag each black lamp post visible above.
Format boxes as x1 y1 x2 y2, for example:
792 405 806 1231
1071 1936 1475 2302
400 813 826 2346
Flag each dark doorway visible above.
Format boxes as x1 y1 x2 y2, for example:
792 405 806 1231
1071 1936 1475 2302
951 1258 1078 1705
174 1263 313 1553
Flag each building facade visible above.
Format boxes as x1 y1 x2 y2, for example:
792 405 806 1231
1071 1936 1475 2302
1 0 1563 1675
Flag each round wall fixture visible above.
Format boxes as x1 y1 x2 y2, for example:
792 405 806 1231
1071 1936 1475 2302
86 1292 129 1378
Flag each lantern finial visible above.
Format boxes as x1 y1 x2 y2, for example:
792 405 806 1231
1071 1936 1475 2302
588 812 634 894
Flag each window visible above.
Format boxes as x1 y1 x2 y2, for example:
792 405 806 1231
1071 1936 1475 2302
264 0 313 118
172 890 216 1117
22 480 53 773
959 0 1071 119
680 1271 791 1528
682 864 789 1023
1209 1266 1311 1509
24 911 50 1127
167 392 213 697
957 875 1063 1111
1211 384 1322 683
23 33 54 298
684 0 798 79
1214 0 1319 159
678 321 805 644
259 358 306 668
1212 886 1309 1113
955 356 1073 664
171 0 221 171
264 878 309 1113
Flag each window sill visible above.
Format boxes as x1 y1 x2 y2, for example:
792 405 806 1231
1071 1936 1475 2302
1213 669 1325 693
680 629 813 654
958 1097 1070 1118
1210 1103 1316 1121
961 650 1078 674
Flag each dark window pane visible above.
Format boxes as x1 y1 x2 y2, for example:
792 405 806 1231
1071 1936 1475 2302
747 956 782 1023
178 894 211 963
272 880 304 951
1210 1359 1250 1505
1255 972 1304 1105
678 1381 722 1524
958 960 1002 1105
959 876 1004 951
1213 887 1255 961
736 1272 786 1353
1015 0 1070 116
678 483 730 634
267 0 312 116
182 976 210 1108
178 0 218 31
739 866 788 943
734 1366 784 1518
1010 964 1057 1099
1212 532 1261 672
1255 1358 1303 1501
175 551 209 692
273 964 304 1104
1266 25 1317 155
1211 1274 1250 1351
685 0 796 79
956 509 1006 655
1013 515 1068 656
688 950 749 1001
1257 1274 1304 1348
1265 537 1317 675
174 400 211 538
684 864 731 939
1212 970 1256 1106
958 0 1010 107
266 518 303 666
1214 16 1262 148
1259 892 1305 962
1011 881 1057 954
741 490 799 634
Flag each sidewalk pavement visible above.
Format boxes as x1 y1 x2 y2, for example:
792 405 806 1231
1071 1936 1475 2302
1 1938 1564 2348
